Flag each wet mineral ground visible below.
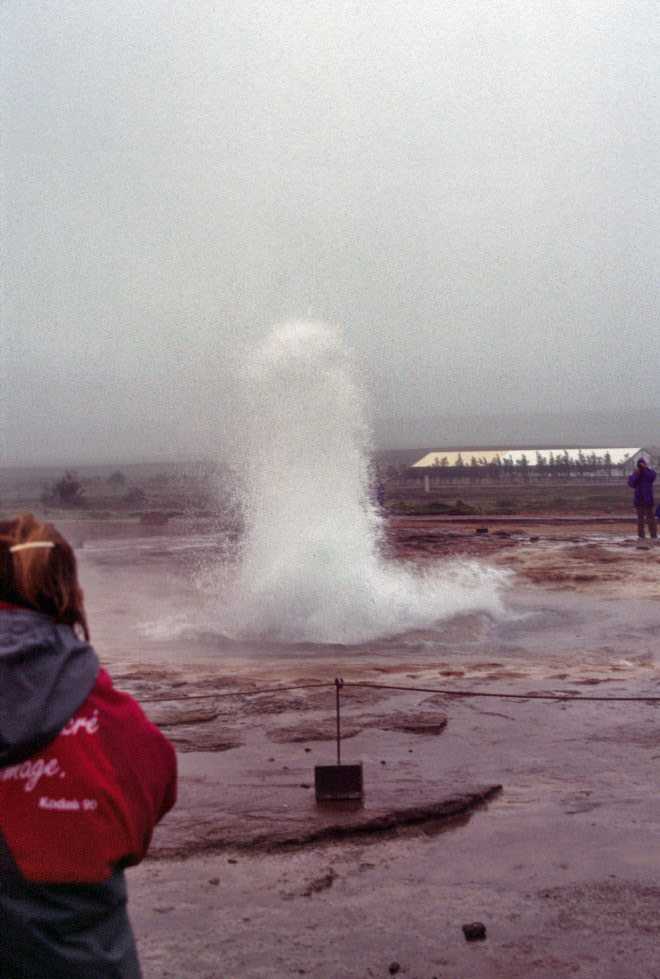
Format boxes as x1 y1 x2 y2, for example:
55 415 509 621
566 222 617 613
75 517 660 979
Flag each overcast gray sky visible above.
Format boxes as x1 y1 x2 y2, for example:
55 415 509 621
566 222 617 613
2 0 659 463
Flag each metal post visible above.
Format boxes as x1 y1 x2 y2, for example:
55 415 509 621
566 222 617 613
335 677 343 765
314 675 362 802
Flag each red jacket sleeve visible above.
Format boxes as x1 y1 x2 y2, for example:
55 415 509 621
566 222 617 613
96 670 178 866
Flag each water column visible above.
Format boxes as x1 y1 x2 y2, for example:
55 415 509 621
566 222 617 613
217 320 508 645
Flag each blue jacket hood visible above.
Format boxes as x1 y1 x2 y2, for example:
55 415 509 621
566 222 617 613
0 607 99 766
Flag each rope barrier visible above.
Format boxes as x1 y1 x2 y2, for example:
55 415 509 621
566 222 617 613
342 681 660 703
137 674 660 773
138 682 329 703
137 679 660 705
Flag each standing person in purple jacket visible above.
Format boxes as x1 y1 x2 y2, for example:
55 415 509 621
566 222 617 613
627 458 657 541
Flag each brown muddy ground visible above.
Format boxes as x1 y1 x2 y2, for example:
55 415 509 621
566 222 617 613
86 516 659 979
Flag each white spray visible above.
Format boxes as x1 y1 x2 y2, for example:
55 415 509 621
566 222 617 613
211 320 509 645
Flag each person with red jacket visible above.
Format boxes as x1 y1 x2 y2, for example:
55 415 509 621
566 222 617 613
0 514 177 979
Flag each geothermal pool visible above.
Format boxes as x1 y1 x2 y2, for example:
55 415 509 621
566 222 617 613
72 516 660 687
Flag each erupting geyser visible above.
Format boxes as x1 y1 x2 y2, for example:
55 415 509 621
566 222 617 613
216 320 508 644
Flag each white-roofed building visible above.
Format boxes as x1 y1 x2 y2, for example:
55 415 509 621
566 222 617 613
412 448 648 468
396 446 657 494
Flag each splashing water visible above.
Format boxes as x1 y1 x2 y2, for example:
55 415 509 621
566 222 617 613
210 320 509 644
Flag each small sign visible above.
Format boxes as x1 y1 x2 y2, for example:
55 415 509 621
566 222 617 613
315 763 363 801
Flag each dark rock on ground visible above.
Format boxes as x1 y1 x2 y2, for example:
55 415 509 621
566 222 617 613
163 727 242 753
301 869 337 896
150 785 502 860
378 710 448 735
145 702 220 726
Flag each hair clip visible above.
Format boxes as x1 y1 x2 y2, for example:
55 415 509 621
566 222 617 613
9 542 56 554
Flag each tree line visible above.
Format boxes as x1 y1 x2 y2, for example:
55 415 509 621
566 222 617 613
418 450 623 481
